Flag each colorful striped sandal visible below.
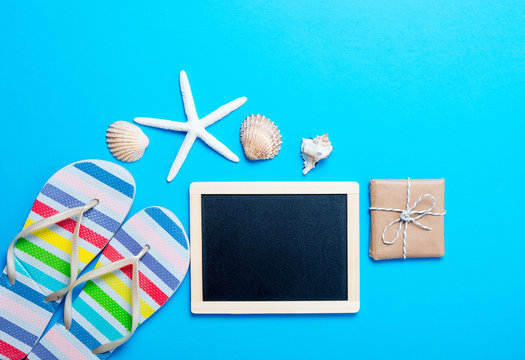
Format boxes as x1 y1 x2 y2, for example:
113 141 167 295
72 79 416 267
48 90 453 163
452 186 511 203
0 160 136 360
27 207 190 360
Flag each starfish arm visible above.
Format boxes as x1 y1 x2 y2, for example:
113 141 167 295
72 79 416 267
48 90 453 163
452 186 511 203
179 70 199 122
197 129 239 163
134 117 188 132
167 132 197 182
200 97 247 128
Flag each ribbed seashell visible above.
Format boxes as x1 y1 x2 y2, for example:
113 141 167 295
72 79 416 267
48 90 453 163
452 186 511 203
106 121 149 162
301 134 333 175
240 115 282 161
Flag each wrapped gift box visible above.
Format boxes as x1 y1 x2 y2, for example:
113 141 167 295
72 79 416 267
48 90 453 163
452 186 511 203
369 178 445 260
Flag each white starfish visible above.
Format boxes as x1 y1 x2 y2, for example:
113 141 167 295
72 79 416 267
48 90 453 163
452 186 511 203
134 71 246 182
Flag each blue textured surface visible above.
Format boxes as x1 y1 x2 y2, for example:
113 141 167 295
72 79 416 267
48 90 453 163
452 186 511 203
0 1 523 359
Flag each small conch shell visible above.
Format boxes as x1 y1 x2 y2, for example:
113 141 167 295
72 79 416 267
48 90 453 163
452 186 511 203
106 121 149 162
240 115 282 160
301 134 333 175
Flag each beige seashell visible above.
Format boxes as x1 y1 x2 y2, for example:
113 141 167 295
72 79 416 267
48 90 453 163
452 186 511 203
240 115 282 160
106 121 149 162
301 134 333 175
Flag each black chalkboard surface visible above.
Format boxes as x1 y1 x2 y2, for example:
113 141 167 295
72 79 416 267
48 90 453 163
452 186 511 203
201 194 348 301
190 182 359 314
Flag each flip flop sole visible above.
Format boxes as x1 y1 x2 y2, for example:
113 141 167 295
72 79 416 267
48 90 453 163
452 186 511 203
0 160 136 360
27 207 190 360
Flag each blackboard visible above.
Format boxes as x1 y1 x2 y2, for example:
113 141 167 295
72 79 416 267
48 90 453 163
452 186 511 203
190 182 359 314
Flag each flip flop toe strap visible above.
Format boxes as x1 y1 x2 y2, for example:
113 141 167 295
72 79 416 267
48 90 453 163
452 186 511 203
6 199 99 294
63 245 150 354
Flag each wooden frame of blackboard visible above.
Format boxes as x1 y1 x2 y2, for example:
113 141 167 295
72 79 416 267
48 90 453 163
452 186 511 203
189 182 360 314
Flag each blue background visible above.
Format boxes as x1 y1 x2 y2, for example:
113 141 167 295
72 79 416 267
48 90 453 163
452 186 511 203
1 1 524 359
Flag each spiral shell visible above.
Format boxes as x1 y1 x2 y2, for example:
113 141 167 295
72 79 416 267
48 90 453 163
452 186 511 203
301 134 333 175
240 115 282 161
106 121 149 162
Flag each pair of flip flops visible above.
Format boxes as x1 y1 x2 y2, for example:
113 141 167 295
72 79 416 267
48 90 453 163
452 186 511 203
0 160 190 360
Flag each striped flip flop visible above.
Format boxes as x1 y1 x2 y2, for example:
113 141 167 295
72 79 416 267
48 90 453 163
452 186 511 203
0 160 136 360
27 207 190 360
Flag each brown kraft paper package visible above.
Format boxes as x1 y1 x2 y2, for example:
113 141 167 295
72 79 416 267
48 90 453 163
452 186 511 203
369 179 445 260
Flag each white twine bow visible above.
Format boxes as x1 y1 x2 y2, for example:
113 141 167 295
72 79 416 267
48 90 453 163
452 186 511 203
369 178 446 259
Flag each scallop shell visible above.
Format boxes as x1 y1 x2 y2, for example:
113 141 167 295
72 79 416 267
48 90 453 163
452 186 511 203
106 121 149 162
301 134 333 175
240 115 282 160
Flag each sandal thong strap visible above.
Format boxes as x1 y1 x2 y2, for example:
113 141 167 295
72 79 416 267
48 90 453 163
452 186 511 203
6 199 99 302
63 245 150 354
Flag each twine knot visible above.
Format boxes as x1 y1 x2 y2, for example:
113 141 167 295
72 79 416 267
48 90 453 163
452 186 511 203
400 210 413 223
369 178 446 259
